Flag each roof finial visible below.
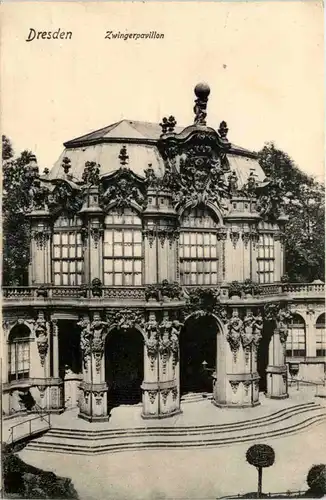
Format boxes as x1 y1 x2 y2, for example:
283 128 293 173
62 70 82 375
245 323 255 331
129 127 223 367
61 157 71 175
218 121 229 141
193 82 210 126
119 145 129 166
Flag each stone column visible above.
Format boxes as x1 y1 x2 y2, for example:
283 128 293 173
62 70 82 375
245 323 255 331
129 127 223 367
142 310 182 419
266 309 291 399
213 308 261 407
77 312 109 422
79 185 103 285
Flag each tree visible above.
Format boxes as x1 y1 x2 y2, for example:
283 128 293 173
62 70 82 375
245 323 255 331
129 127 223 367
258 143 325 282
306 464 326 497
2 134 14 161
246 444 275 498
2 138 36 285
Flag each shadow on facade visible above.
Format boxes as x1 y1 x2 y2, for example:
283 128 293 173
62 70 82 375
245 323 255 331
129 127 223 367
180 316 217 396
58 320 82 379
105 328 144 411
257 320 274 393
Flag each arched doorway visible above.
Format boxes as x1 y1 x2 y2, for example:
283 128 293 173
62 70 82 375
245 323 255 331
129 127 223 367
58 320 82 379
180 315 217 396
105 328 144 410
257 320 274 392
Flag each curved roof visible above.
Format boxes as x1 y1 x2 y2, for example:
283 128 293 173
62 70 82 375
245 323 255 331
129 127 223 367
48 120 266 187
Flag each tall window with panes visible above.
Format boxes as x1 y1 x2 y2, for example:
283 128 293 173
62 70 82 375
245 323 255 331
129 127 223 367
52 215 83 285
257 222 275 283
316 313 326 357
8 324 30 382
286 314 306 358
179 207 219 285
103 208 142 286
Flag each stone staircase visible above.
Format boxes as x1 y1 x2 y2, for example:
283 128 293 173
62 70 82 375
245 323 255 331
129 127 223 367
24 401 326 455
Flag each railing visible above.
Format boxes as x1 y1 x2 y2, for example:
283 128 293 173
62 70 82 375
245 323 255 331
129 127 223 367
288 377 326 397
218 490 307 499
6 412 51 446
2 282 324 302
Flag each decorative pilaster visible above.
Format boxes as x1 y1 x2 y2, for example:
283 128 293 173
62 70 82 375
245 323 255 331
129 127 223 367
213 308 261 408
29 214 52 285
77 311 109 421
265 305 292 399
142 310 182 419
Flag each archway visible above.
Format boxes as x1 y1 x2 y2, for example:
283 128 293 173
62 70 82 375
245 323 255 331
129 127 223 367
58 320 82 379
257 320 274 392
105 328 144 410
179 315 217 396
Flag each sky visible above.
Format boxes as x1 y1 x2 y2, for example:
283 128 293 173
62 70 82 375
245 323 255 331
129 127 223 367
1 1 324 181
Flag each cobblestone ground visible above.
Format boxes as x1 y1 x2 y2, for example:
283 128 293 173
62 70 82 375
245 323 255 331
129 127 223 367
19 421 326 500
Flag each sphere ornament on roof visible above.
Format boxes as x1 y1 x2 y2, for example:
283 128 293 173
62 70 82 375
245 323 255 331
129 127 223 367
193 82 211 126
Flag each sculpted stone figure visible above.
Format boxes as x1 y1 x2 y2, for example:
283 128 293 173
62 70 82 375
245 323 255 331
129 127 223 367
227 310 243 361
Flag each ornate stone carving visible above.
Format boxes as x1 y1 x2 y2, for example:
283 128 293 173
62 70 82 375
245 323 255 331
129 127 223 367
243 380 251 397
228 170 238 194
148 390 158 404
242 312 255 364
144 312 159 370
90 313 109 373
34 311 48 367
90 227 104 249
82 161 101 186
142 228 155 248
32 228 51 250
161 389 170 405
229 380 240 394
226 310 243 362
171 387 178 401
184 287 221 318
193 82 210 126
47 180 83 217
160 116 177 135
91 278 102 297
242 231 251 249
229 229 240 249
216 227 228 241
101 147 146 211
77 317 92 370
106 308 145 331
252 312 263 350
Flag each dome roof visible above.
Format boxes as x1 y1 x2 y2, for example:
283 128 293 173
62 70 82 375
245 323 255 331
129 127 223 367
47 119 266 187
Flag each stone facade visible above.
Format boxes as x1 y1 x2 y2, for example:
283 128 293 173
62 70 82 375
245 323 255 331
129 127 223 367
2 83 325 421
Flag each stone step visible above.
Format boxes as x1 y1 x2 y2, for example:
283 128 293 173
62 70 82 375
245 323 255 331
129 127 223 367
25 412 326 455
30 406 325 445
47 401 317 438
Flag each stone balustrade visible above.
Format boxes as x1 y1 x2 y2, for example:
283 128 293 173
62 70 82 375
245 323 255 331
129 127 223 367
2 282 324 306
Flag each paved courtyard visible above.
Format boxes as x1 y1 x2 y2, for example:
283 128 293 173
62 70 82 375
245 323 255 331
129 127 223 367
18 387 326 500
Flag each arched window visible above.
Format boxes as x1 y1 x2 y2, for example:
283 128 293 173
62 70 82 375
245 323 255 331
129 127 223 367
52 215 83 285
179 207 219 285
8 324 31 382
257 222 276 284
286 314 306 358
316 313 326 357
103 207 142 286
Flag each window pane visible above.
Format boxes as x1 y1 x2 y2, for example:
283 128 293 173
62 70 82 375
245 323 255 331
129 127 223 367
104 259 113 272
114 230 123 243
114 244 123 256
115 260 123 272
115 273 123 285
124 260 133 272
